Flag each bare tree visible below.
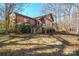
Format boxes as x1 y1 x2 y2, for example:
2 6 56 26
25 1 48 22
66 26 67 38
0 3 29 34
72 4 79 33
41 3 59 23
41 3 62 31
63 4 73 31
41 3 75 32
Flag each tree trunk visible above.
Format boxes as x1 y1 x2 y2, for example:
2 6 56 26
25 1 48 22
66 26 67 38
5 15 10 34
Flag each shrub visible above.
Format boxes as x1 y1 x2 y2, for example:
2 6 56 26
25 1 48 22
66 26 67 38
21 24 31 33
15 24 22 33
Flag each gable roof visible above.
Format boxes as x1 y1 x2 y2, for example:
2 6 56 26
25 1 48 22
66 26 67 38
14 12 35 20
35 13 54 21
11 12 54 23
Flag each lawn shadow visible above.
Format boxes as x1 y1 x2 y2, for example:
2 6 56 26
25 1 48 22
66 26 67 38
0 34 78 56
0 42 78 56
56 32 79 37
0 34 41 47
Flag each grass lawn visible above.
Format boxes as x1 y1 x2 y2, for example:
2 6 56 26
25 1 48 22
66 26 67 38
0 34 79 56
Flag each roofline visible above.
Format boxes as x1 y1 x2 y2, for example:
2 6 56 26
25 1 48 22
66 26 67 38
35 13 54 21
12 12 35 20
10 12 54 21
35 13 53 18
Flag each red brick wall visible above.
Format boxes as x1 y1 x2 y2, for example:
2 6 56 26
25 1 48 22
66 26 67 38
16 14 25 24
29 20 36 26
15 14 36 26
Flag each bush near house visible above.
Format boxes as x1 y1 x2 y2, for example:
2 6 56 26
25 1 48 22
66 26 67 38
15 23 31 34
21 23 31 33
15 24 22 33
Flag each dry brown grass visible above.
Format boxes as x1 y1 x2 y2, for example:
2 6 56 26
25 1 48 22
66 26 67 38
0 34 79 55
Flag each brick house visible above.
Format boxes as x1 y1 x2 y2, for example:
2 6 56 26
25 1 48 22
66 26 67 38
35 13 54 33
9 12 54 33
9 12 37 33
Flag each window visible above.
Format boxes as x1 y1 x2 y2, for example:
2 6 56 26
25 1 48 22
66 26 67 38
24 18 28 23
